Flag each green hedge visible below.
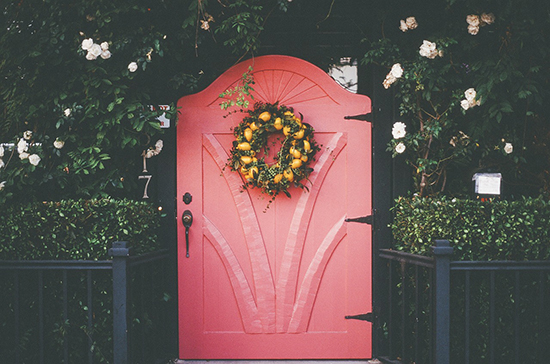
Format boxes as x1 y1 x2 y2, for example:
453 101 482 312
391 196 550 260
0 199 162 260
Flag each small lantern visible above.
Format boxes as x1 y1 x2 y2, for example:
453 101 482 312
472 173 502 199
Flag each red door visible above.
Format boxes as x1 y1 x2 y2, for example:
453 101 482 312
177 56 372 359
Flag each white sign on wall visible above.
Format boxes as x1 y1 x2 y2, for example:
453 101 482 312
150 105 171 128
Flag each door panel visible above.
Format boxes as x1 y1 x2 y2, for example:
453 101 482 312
177 56 372 359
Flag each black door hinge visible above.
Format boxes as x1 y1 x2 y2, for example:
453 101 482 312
345 312 374 323
344 112 373 123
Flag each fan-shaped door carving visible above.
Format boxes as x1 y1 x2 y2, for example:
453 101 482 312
177 55 372 359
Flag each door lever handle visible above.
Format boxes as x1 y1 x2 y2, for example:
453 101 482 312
182 210 193 258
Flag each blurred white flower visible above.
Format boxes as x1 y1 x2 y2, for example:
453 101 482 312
392 122 407 139
145 149 155 158
100 50 111 60
390 63 404 78
466 14 480 26
460 99 470 110
504 142 513 154
0 146 4 157
468 25 480 35
128 62 138 72
0 181 5 190
419 40 439 59
100 41 109 50
23 130 33 140
19 152 29 160
155 139 164 152
383 73 397 89
86 51 97 61
464 88 477 101
400 16 418 32
64 108 71 117
17 138 28 153
395 142 406 154
90 43 102 57
405 17 418 30
200 20 210 30
0 159 4 169
481 13 495 25
81 38 93 51
29 154 41 166
54 139 65 149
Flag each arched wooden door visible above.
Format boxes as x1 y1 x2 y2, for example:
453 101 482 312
177 55 372 359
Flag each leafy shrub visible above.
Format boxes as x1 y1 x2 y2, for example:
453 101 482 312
391 196 550 260
0 199 161 260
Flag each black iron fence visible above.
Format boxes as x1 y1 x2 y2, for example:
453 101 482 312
0 242 175 364
378 240 550 364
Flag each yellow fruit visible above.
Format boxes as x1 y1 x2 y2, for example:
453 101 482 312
283 126 292 136
291 159 303 168
303 140 311 151
237 142 251 151
240 166 248 175
250 122 259 131
259 111 271 122
290 147 301 159
273 117 283 130
273 174 283 184
244 128 253 141
240 156 252 164
293 128 305 140
284 111 293 116
283 169 294 182
300 155 308 162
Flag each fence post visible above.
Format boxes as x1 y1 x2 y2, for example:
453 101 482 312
432 239 453 364
109 241 132 364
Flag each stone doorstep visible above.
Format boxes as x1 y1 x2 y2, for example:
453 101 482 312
177 361 382 364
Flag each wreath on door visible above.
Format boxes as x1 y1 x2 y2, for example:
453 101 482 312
227 102 320 198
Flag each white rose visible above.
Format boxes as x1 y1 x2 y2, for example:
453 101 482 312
419 40 438 59
390 63 404 78
28 154 41 166
392 122 407 139
17 138 28 153
90 43 102 57
405 17 418 30
383 73 396 89
481 13 495 25
19 152 29 160
460 99 470 110
54 139 65 149
468 25 480 35
395 142 406 154
128 62 138 72
466 14 480 27
464 88 477 101
100 41 109 50
400 20 408 32
100 50 112 60
64 108 71 117
23 130 33 140
0 181 6 190
81 38 93 51
504 142 513 154
0 146 4 157
86 51 97 61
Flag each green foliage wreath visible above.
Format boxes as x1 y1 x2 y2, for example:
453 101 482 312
227 102 320 198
